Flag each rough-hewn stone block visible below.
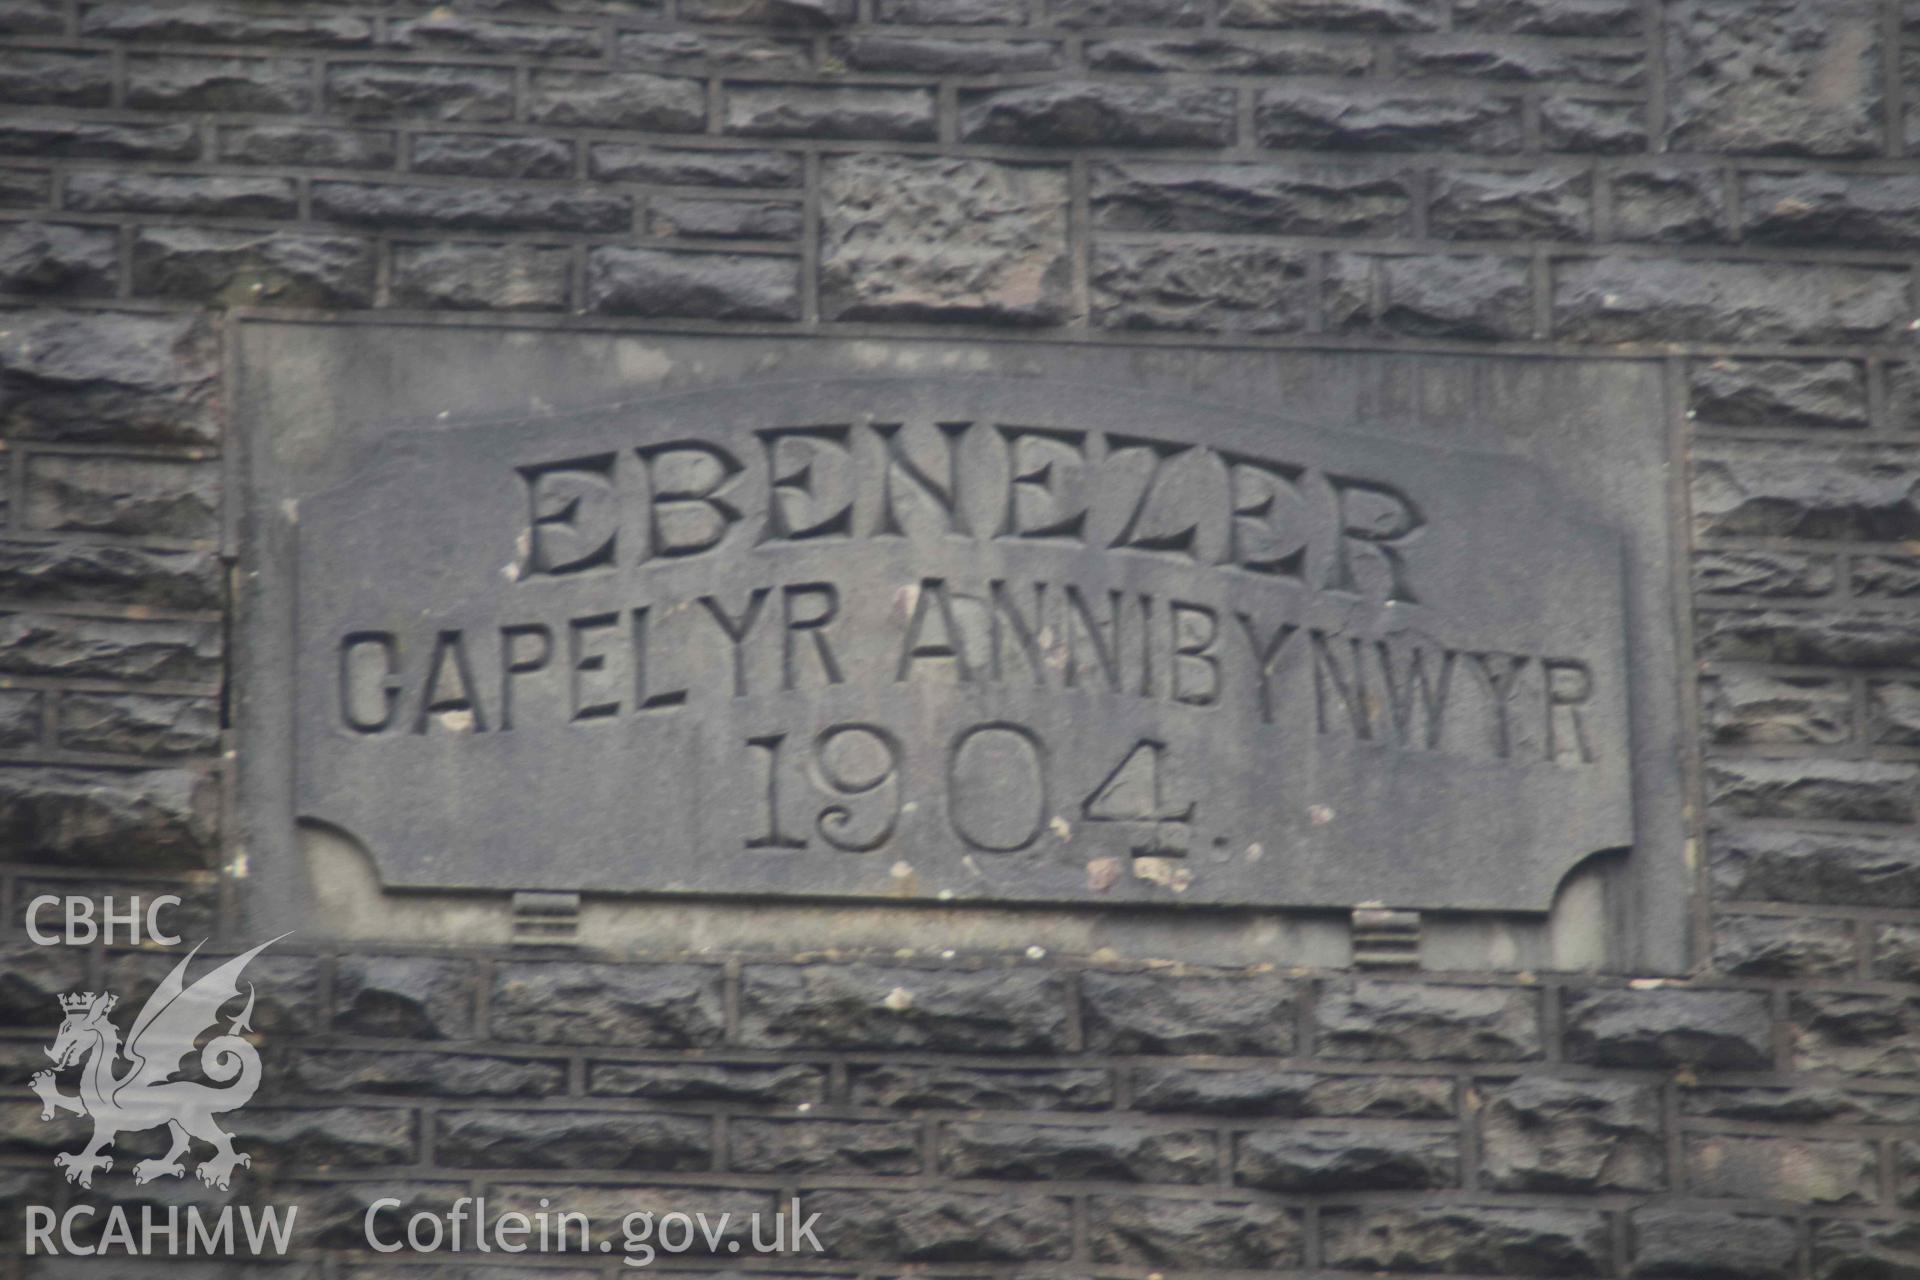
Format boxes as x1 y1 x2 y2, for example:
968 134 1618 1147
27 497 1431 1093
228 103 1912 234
803 1188 1072 1261
1132 1066 1455 1118
527 70 706 130
1791 991 1920 1077
326 62 515 122
1327 252 1534 339
1686 1133 1879 1205
963 83 1235 147
1325 1206 1611 1277
728 85 935 140
738 964 1071 1052
0 765 217 869
1712 828 1920 908
941 1120 1216 1184
491 961 725 1046
1092 159 1413 236
1691 358 1868 431
1258 88 1522 151
850 1064 1111 1111
1081 971 1297 1055
1629 1207 1798 1280
1563 987 1773 1069
1706 758 1916 824
730 1117 921 1175
1703 673 1851 746
132 227 376 308
433 1109 712 1171
1088 1194 1302 1268
1093 243 1312 334
1478 1077 1664 1192
1235 1127 1460 1191
1315 979 1543 1061
1555 258 1911 344
392 243 571 312
586 247 800 320
335 956 474 1040
56 692 220 758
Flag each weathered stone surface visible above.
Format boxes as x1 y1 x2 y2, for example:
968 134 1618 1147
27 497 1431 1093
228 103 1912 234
650 197 801 240
586 247 800 320
1867 679 1920 746
64 170 298 218
0 689 40 750
1220 0 1441 29
820 154 1068 325
433 1109 711 1170
1325 1206 1611 1277
1092 159 1413 236
941 1120 1216 1184
1694 549 1837 600
127 54 311 112
835 34 1057 73
326 62 515 121
389 13 604 56
334 956 474 1040
1327 252 1534 339
1629 1207 1798 1280
1544 98 1646 153
0 540 221 609
1694 442 1920 541
0 766 217 868
1610 166 1729 242
962 83 1235 147
1811 1220 1920 1280
227 1106 417 1169
0 0 61 35
80 3 372 46
729 85 935 140
491 961 724 1046
1048 0 1205 26
1258 88 1522 151
526 70 706 130
0 222 116 296
1873 922 1920 983
1429 169 1591 240
1697 609 1920 668
589 144 802 186
1235 1127 1460 1191
1707 758 1916 824
1682 1083 1920 1126
1315 979 1542 1061
409 132 573 180
1713 828 1920 909
132 227 376 308
621 31 812 70
682 0 852 22
849 1064 1111 1111
1088 1194 1302 1268
1398 36 1643 87
739 965 1070 1052
1093 243 1312 334
392 243 571 311
1791 991 1920 1077
107 948 321 1035
313 181 629 233
1081 971 1297 1055
0 51 111 106
286 1049 564 1098
0 946 88 1029
880 0 1023 21
0 168 47 208
0 613 221 684
1 309 215 444
219 124 396 169
1686 1133 1878 1205
1691 358 1868 431
1088 34 1372 74
1713 914 1858 979
730 1117 921 1174
1555 258 1911 344
1478 1077 1664 1192
589 1061 827 1106
57 692 220 758
1743 173 1920 248
1133 1066 1455 1118
1666 0 1883 157
1703 673 1851 746
1459 0 1643 30
1857 555 1920 600
0 118 199 161
803 1188 1072 1261
1564 987 1773 1069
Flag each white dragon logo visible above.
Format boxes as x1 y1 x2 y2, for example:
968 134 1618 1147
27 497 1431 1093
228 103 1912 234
29 936 284 1191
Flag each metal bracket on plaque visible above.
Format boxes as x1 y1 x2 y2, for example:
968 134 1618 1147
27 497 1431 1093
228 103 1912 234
1352 907 1420 970
510 891 581 945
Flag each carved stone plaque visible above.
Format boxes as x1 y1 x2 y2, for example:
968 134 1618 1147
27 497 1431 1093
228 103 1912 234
234 324 1686 958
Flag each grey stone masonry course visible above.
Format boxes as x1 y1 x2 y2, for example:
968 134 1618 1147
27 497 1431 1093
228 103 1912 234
325 63 515 122
409 134 574 181
586 247 800 320
728 1116 922 1174
1812 1221 1920 1280
1689 358 1868 431
939 1119 1218 1184
589 144 802 186
0 223 116 297
960 83 1236 147
728 85 936 141
1080 971 1298 1054
1476 1077 1665 1192
1743 173 1920 249
0 766 217 869
1327 253 1535 340
388 14 606 58
1396 36 1645 88
1790 991 1920 1077
621 31 813 71
833 35 1060 74
1610 166 1730 242
683 0 855 23
1428 169 1592 240
1131 1066 1455 1118
1323 1205 1611 1277
1685 1133 1879 1205
1705 758 1918 824
1219 0 1443 29
1711 915 1859 979
1664 0 1884 158
62 171 298 219
803 1187 1073 1262
0 540 221 610
1235 1126 1461 1191
848 1064 1112 1111
588 1061 827 1106
79 3 373 46
432 1109 712 1171
333 956 475 1040
0 309 216 445
1257 88 1523 151
526 70 706 131
819 154 1068 325
1553 258 1913 345
1314 979 1543 1061
312 182 629 234
1092 242 1312 334
1692 442 1920 542
1856 554 1920 600
0 51 111 108
738 964 1071 1052
132 227 376 309
0 613 221 684
126 55 311 113
649 197 802 240
0 119 200 162
1454 0 1642 31
1628 1206 1800 1280
1869 679 1920 746
391 243 572 312
0 689 40 750
285 1050 565 1099
1087 34 1374 74
218 125 395 170
1087 1194 1303 1268
491 961 725 1046
1090 160 1414 237
1702 673 1851 746
1693 549 1837 599
1562 987 1773 1070
55 692 220 759
1048 0 1207 27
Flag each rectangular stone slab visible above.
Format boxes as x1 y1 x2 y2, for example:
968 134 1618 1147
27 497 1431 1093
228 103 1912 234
232 321 1688 966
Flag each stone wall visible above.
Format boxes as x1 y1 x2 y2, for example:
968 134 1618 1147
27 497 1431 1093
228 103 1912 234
2 0 1919 1275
